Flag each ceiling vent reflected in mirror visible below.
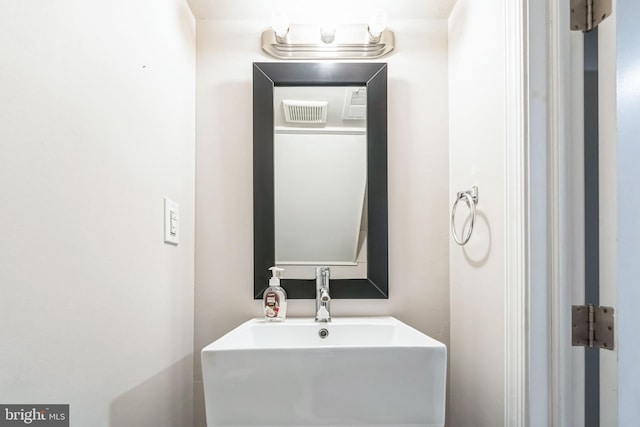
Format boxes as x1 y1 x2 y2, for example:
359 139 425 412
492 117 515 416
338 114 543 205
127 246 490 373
282 100 328 124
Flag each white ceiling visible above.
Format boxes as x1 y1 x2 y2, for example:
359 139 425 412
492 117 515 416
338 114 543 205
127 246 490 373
186 0 457 21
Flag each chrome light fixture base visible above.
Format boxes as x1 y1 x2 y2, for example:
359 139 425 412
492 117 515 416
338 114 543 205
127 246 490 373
261 24 395 60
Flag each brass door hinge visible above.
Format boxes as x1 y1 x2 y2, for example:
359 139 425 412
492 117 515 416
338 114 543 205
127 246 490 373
570 0 612 32
572 304 614 350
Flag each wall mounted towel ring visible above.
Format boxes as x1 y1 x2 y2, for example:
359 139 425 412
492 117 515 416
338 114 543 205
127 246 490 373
450 186 478 246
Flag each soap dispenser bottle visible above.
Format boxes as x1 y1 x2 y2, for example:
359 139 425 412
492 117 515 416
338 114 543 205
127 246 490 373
263 266 287 321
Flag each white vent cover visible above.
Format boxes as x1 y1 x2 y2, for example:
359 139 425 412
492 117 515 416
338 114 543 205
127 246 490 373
283 100 328 124
342 87 367 120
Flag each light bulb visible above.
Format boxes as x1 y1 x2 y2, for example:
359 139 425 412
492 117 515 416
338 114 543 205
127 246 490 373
368 9 388 41
271 11 290 42
320 23 336 44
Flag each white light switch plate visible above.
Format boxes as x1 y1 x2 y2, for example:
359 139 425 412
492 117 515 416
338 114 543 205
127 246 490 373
164 198 179 245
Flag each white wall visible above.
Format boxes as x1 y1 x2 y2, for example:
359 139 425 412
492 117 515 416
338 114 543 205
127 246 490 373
448 0 507 425
274 133 366 266
194 17 450 426
0 1 196 426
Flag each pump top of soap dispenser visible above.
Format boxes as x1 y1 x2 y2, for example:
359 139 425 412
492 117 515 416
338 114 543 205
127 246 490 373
268 266 284 286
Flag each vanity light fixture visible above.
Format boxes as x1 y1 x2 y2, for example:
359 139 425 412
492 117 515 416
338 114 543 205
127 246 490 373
262 10 395 60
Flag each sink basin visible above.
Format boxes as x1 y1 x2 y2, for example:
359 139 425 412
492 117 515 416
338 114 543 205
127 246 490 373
201 317 446 427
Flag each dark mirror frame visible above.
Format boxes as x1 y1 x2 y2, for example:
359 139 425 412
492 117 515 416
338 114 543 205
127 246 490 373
253 62 388 299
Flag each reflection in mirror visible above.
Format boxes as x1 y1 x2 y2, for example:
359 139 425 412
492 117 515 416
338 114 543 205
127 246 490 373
274 86 368 280
253 62 388 299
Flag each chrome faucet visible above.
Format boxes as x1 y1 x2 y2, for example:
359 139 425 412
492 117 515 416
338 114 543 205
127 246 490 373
315 267 331 322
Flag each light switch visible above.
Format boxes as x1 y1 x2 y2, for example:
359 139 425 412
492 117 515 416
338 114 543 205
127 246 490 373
164 198 179 245
170 211 177 235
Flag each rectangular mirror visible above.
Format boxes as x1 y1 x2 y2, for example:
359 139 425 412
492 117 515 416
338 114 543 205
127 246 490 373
274 86 367 276
253 62 388 299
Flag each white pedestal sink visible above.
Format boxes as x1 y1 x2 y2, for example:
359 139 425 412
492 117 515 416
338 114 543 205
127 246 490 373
201 317 446 427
